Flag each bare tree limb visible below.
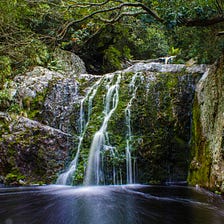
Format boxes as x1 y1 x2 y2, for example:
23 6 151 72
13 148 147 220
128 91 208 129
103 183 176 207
57 2 163 39
215 0 224 14
57 1 224 40
215 0 223 14
181 15 224 27
99 10 148 23
217 31 224 36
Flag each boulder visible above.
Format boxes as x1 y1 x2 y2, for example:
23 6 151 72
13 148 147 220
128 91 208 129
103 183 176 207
0 112 73 185
42 77 79 132
188 55 224 193
52 48 87 75
12 66 63 100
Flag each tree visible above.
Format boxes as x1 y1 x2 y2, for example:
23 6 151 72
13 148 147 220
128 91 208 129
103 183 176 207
1 0 223 75
57 0 224 40
53 0 223 72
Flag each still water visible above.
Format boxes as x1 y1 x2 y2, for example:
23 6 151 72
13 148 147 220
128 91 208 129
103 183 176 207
0 184 224 224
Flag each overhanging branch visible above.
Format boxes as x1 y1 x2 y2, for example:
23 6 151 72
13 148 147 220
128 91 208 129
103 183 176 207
69 0 111 8
180 15 224 26
57 2 163 39
99 10 148 23
57 1 224 40
217 31 224 36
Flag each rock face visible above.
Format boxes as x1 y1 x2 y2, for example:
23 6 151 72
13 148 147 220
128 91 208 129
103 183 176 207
42 77 79 132
2 49 223 189
188 55 224 193
0 112 73 185
13 66 64 100
0 50 87 185
53 48 87 75
124 62 207 74
56 62 206 185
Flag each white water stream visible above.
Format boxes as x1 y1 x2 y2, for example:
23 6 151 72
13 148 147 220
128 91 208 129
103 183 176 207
56 69 157 186
84 74 121 185
125 73 139 184
56 78 102 185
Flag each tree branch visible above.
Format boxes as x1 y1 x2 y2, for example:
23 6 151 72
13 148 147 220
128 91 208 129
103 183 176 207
57 1 224 40
57 2 163 39
99 10 148 23
70 0 111 8
217 31 224 36
215 0 223 14
181 15 224 27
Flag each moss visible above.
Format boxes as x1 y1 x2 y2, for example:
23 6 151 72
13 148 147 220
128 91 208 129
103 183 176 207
188 97 212 187
0 56 11 89
26 91 47 120
1 125 58 185
132 71 194 183
5 169 25 185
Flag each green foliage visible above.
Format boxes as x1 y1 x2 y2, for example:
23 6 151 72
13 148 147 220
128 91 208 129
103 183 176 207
103 46 122 71
169 25 224 64
0 0 64 76
0 0 223 76
154 0 219 25
168 46 180 56
188 97 212 187
129 24 169 59
4 165 26 185
0 56 11 89
0 89 12 110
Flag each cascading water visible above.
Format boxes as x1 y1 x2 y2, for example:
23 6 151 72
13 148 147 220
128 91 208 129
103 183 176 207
56 62 205 186
84 73 121 185
125 73 140 184
56 78 102 185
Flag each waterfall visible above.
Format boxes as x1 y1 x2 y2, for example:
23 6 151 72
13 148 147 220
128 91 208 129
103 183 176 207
55 61 203 186
56 71 145 186
84 73 121 185
56 78 102 185
125 73 139 184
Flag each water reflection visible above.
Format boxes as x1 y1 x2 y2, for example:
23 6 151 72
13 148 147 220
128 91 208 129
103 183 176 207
0 185 223 224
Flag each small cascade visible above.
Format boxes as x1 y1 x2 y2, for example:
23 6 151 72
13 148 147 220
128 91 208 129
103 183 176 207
164 56 176 64
84 73 121 185
56 78 102 185
125 73 139 184
56 61 203 186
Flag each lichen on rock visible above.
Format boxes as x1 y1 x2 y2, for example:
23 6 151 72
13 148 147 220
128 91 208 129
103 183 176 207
188 55 224 193
0 112 73 185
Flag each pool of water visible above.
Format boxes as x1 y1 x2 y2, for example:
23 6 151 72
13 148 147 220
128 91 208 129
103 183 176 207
0 184 224 224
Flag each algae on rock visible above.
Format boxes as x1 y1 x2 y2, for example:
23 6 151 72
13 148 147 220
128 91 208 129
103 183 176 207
0 113 73 185
57 63 205 185
188 55 224 193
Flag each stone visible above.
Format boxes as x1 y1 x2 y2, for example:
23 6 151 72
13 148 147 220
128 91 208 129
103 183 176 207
188 55 224 193
52 48 86 75
0 113 73 185
12 66 63 100
124 62 207 74
42 77 79 132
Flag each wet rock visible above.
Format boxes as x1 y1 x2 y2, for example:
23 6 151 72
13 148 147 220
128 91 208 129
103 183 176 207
53 48 86 75
124 62 207 74
188 55 224 193
0 113 73 185
42 78 79 132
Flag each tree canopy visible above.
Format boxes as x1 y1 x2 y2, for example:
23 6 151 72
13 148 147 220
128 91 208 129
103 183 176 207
57 0 224 39
0 0 224 75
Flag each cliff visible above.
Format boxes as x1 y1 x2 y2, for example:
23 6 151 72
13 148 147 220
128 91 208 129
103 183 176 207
188 55 224 194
